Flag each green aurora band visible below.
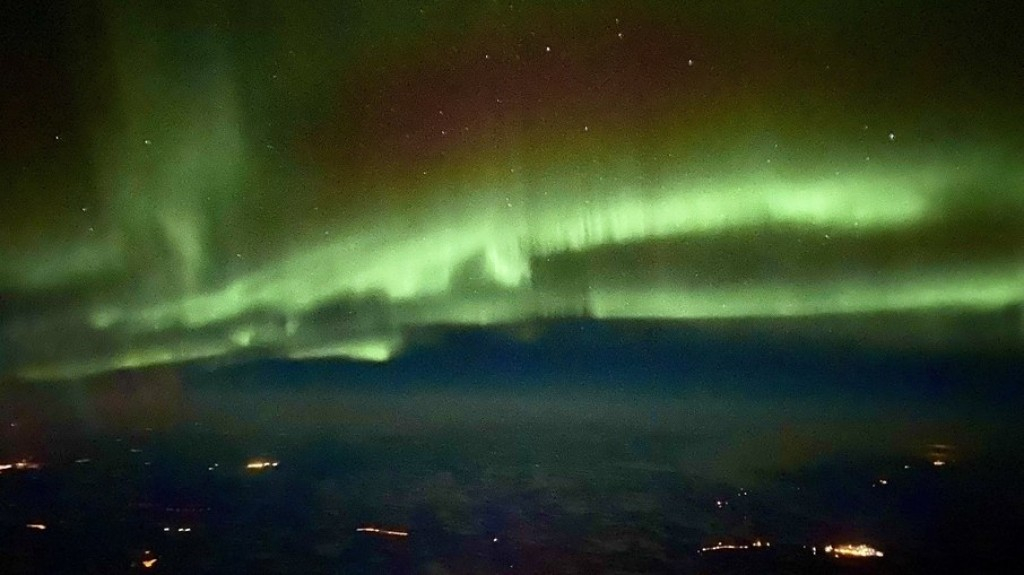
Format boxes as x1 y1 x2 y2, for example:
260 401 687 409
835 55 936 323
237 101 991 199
2 1 1022 379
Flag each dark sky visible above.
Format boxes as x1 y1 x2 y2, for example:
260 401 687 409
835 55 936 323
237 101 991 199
1 0 1022 379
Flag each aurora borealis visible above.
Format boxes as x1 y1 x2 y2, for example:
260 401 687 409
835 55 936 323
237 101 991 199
2 0 1023 379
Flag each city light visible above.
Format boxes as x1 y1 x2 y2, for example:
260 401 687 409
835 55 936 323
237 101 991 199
245 459 279 470
0 459 43 473
824 544 884 558
928 444 954 467
700 540 770 553
26 524 47 530
356 526 409 537
700 543 748 553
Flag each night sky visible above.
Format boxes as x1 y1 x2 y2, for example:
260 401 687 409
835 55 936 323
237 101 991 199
4 4 1024 573
2 0 1023 379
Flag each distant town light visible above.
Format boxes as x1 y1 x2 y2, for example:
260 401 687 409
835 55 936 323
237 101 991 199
26 524 47 530
700 543 748 553
356 526 409 537
700 539 770 553
825 543 884 558
0 459 43 473
246 459 280 470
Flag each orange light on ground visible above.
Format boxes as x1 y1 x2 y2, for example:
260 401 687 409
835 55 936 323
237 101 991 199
700 543 748 553
0 460 42 473
245 459 279 470
824 544 884 558
700 539 770 553
142 557 158 568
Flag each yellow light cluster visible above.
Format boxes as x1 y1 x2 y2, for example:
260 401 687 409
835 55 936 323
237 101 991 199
824 544 884 558
700 540 769 553
245 459 279 470
0 460 43 472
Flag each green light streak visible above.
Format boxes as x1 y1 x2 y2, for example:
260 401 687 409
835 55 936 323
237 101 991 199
87 162 950 333
589 265 1024 320
286 337 402 363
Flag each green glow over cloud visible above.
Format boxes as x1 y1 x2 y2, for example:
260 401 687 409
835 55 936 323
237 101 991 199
2 0 1022 379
